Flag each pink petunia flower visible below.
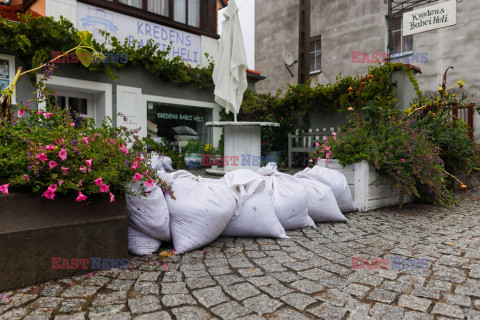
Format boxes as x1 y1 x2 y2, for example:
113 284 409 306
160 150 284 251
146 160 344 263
48 184 57 192
85 159 93 167
309 158 313 163
131 161 139 170
0 183 10 194
76 191 87 202
37 153 48 162
77 179 83 187
58 180 64 186
69 122 75 127
332 132 337 136
42 189 55 200
45 145 55 151
119 144 128 154
94 177 103 186
83 137 89 147
109 192 115 202
325 146 330 151
315 142 320 147
100 184 109 193
109 139 115 144
48 161 57 170
133 173 143 181
17 110 25 117
400 159 405 162
58 149 67 161
23 174 30 181
61 167 69 175
37 111 45 116
136 156 143 162
45 113 53 119
79 166 87 173
145 179 155 187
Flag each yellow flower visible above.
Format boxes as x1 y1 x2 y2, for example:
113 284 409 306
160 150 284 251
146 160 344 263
438 87 443 92
452 94 456 97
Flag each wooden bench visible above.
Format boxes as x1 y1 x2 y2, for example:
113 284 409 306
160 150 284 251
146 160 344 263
287 127 338 168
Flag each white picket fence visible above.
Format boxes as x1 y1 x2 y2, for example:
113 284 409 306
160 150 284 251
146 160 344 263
287 127 339 168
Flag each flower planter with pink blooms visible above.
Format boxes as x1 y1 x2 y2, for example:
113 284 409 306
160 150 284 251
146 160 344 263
0 64 172 290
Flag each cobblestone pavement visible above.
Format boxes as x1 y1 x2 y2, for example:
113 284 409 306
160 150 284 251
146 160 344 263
1 188 480 320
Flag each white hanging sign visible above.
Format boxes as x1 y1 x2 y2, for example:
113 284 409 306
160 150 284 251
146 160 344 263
402 0 457 36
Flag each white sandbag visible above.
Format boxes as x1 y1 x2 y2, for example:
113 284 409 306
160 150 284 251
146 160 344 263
222 169 288 238
126 183 171 242
164 171 237 253
295 165 356 213
128 226 161 256
257 163 315 230
149 153 174 171
161 156 174 171
295 176 347 222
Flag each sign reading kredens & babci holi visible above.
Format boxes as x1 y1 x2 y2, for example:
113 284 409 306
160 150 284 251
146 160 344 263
403 0 457 36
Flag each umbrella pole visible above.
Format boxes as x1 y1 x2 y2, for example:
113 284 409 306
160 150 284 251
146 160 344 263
234 112 237 122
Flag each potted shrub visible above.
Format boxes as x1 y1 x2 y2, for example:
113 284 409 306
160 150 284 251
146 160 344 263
183 140 204 169
0 33 173 291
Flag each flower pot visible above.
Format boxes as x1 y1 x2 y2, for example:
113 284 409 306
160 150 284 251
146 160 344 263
184 153 202 169
318 159 415 211
0 192 128 292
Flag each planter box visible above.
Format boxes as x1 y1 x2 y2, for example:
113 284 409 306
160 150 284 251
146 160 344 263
0 192 128 292
319 159 414 212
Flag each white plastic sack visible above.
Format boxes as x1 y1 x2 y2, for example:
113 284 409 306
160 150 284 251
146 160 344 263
295 165 356 213
222 170 288 238
257 163 315 230
164 171 237 253
149 153 174 171
128 226 161 256
126 183 171 242
295 176 347 222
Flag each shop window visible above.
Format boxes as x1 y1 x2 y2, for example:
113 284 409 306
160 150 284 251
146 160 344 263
147 102 213 146
0 54 15 104
148 0 169 16
47 91 92 118
310 35 321 74
391 16 413 56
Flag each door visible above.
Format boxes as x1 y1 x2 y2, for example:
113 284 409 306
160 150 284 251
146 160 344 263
116 85 146 137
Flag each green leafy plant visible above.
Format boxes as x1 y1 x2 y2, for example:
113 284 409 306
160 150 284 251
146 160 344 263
133 137 186 170
182 140 205 154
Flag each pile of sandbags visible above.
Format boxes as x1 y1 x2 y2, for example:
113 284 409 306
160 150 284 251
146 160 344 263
126 164 355 254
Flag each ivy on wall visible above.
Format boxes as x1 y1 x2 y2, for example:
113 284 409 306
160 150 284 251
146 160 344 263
0 14 214 89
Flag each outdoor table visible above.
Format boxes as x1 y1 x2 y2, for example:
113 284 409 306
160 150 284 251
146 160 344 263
206 121 280 174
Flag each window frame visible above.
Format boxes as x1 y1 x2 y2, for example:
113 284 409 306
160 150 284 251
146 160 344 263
78 0 218 39
390 15 413 58
309 34 322 75
0 54 16 105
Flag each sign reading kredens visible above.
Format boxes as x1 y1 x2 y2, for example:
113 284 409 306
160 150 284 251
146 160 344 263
76 3 201 65
402 0 457 36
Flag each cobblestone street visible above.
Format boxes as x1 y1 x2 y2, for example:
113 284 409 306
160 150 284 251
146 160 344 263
1 188 480 320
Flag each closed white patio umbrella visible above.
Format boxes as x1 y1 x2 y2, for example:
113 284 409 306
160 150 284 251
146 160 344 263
212 0 248 119
207 0 278 173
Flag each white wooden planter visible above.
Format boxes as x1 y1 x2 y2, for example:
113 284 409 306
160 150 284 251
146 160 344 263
318 159 414 212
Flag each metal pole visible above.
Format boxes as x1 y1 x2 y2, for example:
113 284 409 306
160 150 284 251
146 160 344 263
298 0 310 85
387 0 392 62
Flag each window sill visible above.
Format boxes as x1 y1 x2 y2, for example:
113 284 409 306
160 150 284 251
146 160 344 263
391 51 414 59
310 70 322 75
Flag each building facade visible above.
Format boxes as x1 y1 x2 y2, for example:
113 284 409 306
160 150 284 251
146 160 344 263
1 0 260 148
255 0 480 139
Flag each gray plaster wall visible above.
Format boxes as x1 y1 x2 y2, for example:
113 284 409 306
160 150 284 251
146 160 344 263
256 0 479 96
255 0 480 138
